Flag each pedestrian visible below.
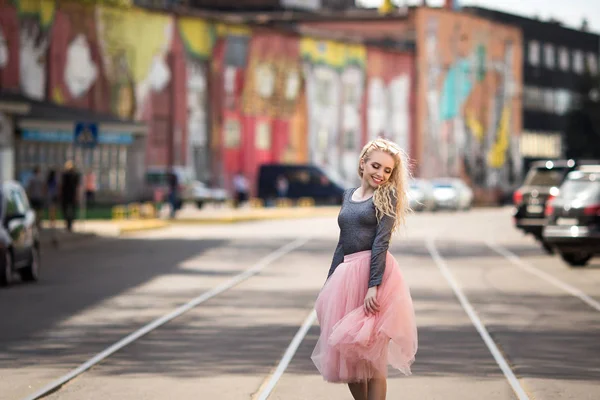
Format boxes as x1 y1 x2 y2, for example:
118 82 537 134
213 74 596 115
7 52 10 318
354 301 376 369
232 171 249 208
26 166 45 229
45 168 59 231
84 168 97 208
167 169 180 219
311 137 418 400
275 174 289 198
59 160 80 232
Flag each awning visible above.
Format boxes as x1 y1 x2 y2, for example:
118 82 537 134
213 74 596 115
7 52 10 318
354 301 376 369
0 91 147 134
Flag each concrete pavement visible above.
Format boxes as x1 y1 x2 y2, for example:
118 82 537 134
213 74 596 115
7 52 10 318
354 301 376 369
2 208 599 400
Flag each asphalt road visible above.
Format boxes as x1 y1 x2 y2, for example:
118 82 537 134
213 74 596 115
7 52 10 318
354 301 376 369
1 208 599 400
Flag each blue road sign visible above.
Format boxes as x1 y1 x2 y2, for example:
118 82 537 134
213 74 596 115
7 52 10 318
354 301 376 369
74 122 98 148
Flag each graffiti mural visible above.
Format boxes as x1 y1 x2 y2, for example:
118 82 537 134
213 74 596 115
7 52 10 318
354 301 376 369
415 8 522 193
15 0 55 100
96 6 173 120
301 38 369 186
176 17 214 181
242 31 302 167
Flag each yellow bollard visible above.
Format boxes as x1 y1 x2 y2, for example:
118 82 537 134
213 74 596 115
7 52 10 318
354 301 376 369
127 203 141 220
141 202 156 219
249 198 264 208
297 197 315 207
112 205 126 220
275 198 293 208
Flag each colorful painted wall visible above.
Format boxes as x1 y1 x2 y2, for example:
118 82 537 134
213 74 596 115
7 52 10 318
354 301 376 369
0 1 418 195
414 8 523 196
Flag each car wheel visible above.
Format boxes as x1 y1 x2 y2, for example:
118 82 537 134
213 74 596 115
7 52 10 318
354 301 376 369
560 252 592 267
0 250 13 287
20 246 40 282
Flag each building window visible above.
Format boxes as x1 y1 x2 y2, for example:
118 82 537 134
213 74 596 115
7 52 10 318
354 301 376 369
544 44 555 69
554 89 571 115
558 47 569 71
520 131 562 158
528 41 540 66
523 86 543 110
573 50 584 74
543 89 554 112
587 53 598 75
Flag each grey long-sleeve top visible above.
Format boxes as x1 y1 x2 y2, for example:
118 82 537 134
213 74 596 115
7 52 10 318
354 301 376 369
327 188 396 287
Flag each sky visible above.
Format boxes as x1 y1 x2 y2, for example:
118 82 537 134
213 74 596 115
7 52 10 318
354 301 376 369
357 0 600 33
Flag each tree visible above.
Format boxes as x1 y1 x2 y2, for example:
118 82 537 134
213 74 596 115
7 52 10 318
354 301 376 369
563 71 600 160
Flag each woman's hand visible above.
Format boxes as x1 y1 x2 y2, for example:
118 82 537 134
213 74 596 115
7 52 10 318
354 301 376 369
363 286 380 315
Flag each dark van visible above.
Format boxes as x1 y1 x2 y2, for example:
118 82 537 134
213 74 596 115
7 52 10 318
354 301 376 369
257 164 346 205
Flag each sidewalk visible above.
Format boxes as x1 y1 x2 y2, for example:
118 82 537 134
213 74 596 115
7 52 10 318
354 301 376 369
172 204 340 224
37 205 340 244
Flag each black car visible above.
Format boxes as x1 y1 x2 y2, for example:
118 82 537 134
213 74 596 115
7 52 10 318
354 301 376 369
543 165 600 267
1 181 41 286
257 164 346 205
512 159 596 253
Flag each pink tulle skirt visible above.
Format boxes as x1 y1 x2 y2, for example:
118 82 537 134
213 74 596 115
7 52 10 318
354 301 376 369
311 250 418 383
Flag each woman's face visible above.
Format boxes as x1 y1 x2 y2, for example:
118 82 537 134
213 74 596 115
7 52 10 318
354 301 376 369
360 150 395 189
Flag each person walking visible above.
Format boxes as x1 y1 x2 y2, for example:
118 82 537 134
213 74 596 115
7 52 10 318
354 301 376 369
45 168 59 231
59 161 80 232
233 172 249 208
311 138 418 400
26 166 45 229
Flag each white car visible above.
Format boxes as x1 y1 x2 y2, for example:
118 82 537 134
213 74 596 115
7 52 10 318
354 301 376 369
408 179 436 211
185 181 228 208
431 178 474 211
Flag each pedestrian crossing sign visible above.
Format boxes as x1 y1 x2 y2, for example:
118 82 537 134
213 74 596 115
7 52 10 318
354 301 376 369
74 122 98 148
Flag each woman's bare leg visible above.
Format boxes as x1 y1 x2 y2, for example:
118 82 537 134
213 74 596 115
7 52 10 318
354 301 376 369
348 382 368 400
367 375 387 400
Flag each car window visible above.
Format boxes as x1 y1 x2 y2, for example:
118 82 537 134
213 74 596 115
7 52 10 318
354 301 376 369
5 189 20 216
14 188 30 213
145 172 167 185
524 167 568 186
559 175 600 201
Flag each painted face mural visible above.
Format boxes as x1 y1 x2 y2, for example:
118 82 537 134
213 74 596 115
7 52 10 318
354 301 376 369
340 66 363 184
388 75 410 153
368 78 387 140
0 25 8 68
148 54 171 92
64 34 98 98
186 59 207 147
19 20 49 100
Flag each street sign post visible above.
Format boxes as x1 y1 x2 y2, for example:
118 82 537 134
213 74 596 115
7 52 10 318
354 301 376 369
74 122 98 226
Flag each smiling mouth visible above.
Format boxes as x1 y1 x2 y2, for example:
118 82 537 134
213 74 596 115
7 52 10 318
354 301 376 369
372 176 384 184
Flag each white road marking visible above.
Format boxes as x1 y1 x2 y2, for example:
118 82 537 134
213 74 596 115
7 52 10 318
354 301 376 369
22 237 311 400
486 240 600 313
252 310 317 400
425 237 531 400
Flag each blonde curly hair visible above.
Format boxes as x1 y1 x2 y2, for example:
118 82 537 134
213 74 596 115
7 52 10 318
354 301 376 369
358 137 412 233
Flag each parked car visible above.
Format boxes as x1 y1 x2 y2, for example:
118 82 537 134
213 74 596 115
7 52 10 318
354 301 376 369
257 164 346 205
183 181 228 208
543 165 600 267
408 179 436 211
141 167 227 208
512 159 596 253
430 178 473 211
1 181 41 286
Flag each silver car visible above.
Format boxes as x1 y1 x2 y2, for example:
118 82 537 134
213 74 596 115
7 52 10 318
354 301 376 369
408 179 436 211
431 178 474 211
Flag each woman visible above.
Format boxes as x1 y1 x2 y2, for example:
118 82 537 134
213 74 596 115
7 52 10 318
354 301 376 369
311 138 418 400
45 169 58 231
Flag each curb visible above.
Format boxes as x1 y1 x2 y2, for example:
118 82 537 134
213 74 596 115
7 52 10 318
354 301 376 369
116 219 170 234
171 207 341 224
